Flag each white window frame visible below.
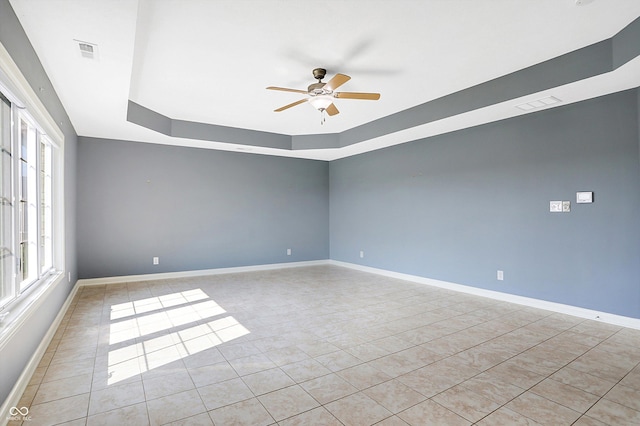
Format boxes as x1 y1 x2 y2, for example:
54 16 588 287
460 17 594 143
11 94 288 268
0 40 65 343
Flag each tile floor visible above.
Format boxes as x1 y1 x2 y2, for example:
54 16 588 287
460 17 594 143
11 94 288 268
9 265 640 425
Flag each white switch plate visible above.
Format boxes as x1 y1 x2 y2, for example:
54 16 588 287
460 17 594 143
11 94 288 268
497 270 504 281
359 251 364 258
550 201 563 212
153 257 159 265
286 248 291 256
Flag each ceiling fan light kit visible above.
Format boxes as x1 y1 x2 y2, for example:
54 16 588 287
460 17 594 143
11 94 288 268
267 68 380 124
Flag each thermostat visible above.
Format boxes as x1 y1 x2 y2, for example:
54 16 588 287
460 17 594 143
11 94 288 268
576 192 593 204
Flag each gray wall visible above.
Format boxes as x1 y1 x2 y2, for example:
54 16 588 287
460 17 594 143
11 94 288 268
77 138 329 279
0 0 78 407
330 89 640 319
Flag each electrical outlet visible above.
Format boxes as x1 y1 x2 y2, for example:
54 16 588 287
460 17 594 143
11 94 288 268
153 257 159 265
497 270 504 281
359 250 364 258
287 248 291 256
562 201 571 212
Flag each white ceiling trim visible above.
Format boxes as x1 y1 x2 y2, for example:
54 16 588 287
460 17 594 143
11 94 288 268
7 0 640 161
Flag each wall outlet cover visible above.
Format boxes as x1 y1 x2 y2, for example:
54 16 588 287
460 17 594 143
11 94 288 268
562 201 571 212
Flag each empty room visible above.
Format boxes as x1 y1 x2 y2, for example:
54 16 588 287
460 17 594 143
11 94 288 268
1 0 640 425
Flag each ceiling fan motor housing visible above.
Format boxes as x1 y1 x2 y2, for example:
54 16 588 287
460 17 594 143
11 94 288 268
312 68 327 81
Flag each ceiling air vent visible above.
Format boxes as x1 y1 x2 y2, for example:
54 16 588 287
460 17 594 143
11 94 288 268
75 40 98 60
515 96 561 111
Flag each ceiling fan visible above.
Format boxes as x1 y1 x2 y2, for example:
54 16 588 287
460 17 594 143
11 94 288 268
267 68 380 123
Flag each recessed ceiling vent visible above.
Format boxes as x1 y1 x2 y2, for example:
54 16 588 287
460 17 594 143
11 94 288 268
515 96 561 111
75 40 98 60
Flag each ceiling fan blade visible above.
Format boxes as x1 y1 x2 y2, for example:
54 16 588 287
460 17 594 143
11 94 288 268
274 98 308 112
335 92 380 100
326 103 339 116
324 73 351 91
266 86 309 94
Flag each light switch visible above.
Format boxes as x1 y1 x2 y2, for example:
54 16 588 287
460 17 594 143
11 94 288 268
550 201 563 212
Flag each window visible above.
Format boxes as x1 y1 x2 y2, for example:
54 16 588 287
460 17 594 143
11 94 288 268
1 93 12 305
0 48 63 318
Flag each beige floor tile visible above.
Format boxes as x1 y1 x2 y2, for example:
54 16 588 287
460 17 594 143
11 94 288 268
208 397 275 426
27 365 48 386
397 399 470 426
197 377 253 410
50 345 98 366
165 412 213 426
42 358 94 383
371 335 414 353
550 366 616 396
14 266 640 426
586 398 640 425
475 407 542 425
432 384 501 423
88 380 146 416
264 346 310 366
324 392 392 426
604 383 640 411
315 349 362 372
568 354 631 383
32 373 93 405
277 407 342 426
146 389 207 425
580 347 639 371
452 343 515 371
508 347 576 376
16 383 39 408
570 321 621 340
572 416 608 426
397 368 458 398
241 367 296 396
485 361 545 390
460 373 523 405
620 368 640 391
86 402 148 426
280 358 332 383
300 373 358 404
344 342 390 362
337 363 392 390
27 393 90 426
530 378 600 413
257 385 319 421
295 340 341 357
506 391 581 425
363 379 426 414
374 415 410 426
181 346 225 369
188 360 238 388
142 369 195 400
229 353 277 376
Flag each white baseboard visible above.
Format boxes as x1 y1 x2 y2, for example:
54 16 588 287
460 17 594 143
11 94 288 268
0 281 81 425
329 260 640 330
77 260 330 286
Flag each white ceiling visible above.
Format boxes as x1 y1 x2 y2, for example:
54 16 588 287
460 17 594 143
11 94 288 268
8 0 640 161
